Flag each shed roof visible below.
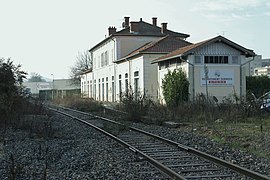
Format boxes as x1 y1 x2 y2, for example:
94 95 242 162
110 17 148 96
152 35 256 63
115 35 192 63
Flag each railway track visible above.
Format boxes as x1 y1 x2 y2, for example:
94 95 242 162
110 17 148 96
48 105 270 180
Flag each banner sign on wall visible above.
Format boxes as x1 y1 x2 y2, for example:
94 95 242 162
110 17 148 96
200 69 234 86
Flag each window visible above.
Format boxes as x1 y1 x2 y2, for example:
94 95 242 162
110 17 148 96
105 51 108 66
159 62 164 70
119 80 122 98
101 53 104 67
125 79 128 94
195 56 201 64
112 81 115 102
90 84 92 98
98 83 100 101
101 51 109 67
134 71 139 77
106 82 108 101
232 56 239 64
125 73 129 94
112 76 115 102
94 82 96 100
204 56 228 64
134 71 139 98
165 61 169 68
134 78 139 98
102 83 104 101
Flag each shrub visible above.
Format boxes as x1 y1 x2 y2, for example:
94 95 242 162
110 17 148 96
120 86 152 122
161 68 189 107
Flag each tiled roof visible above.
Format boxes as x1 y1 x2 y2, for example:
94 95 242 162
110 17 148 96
89 19 190 52
152 35 256 63
115 36 192 63
115 21 189 37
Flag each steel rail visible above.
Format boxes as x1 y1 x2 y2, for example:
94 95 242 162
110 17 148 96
129 126 270 180
49 107 186 180
50 105 270 180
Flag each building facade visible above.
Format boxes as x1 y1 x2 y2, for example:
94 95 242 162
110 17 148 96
81 17 256 103
81 17 190 102
152 36 256 103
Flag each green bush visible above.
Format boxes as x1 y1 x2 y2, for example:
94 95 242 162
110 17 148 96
161 68 189 107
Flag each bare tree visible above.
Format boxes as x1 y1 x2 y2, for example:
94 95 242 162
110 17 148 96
70 51 92 84
28 72 46 82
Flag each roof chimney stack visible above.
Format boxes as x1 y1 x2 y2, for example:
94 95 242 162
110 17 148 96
161 22 167 34
108 26 116 36
124 17 130 28
152 17 157 26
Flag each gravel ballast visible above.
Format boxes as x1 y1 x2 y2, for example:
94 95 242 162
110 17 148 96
132 123 270 178
0 114 146 179
0 111 269 179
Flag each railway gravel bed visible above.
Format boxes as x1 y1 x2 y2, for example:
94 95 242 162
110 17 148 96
132 123 270 178
0 110 269 179
0 113 161 179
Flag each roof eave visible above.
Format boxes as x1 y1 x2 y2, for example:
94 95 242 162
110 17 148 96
152 54 183 64
116 52 168 64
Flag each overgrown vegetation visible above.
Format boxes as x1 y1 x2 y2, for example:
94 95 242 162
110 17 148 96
0 58 56 179
120 86 153 122
0 58 27 126
246 75 270 98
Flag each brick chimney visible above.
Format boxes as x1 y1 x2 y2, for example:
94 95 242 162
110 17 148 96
130 22 139 33
108 26 116 36
161 22 167 34
123 17 130 28
152 17 157 26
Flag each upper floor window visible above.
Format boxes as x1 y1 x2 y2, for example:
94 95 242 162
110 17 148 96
101 51 109 67
204 56 228 64
232 56 239 64
195 56 202 64
134 71 139 77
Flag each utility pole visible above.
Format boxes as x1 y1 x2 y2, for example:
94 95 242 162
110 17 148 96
204 65 209 100
51 74 54 100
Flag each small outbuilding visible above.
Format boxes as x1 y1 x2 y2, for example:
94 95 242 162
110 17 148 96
152 35 256 103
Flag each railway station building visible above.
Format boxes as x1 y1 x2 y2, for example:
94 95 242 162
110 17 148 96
81 17 190 101
152 35 256 103
81 17 256 103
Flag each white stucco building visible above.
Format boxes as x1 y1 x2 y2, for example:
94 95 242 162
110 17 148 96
81 17 257 103
81 17 190 101
152 36 256 103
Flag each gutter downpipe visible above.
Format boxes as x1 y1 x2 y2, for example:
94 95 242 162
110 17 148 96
180 56 195 101
112 37 116 102
240 56 255 101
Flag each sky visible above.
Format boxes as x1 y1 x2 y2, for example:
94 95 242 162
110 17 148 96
1 0 269 80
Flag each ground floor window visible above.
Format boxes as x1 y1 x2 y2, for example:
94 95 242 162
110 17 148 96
112 81 115 102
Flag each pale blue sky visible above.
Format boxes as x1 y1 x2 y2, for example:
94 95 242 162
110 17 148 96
1 0 269 79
